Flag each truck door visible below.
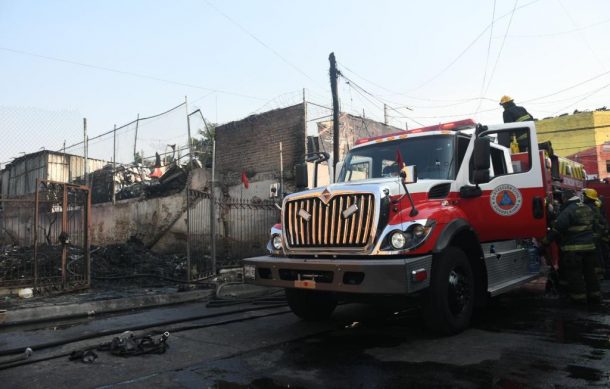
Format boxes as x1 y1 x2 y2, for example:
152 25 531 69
456 122 547 242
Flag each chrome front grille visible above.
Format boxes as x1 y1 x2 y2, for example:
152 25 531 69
284 193 375 248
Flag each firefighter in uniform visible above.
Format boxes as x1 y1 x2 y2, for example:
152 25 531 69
500 95 534 123
546 190 601 304
498 96 534 152
583 188 609 280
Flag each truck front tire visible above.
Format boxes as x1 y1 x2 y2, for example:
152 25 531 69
285 289 337 321
424 246 475 335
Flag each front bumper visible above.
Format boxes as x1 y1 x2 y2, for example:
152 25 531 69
242 255 433 295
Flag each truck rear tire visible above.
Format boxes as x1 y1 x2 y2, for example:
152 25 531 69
285 289 337 321
423 246 475 335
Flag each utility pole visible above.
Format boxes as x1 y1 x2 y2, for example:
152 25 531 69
329 52 340 176
384 104 388 125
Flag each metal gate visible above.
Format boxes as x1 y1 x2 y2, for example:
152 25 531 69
0 180 91 293
187 189 280 280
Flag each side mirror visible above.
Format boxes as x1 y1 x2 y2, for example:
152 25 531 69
473 137 490 171
400 165 418 185
472 137 490 184
295 163 308 189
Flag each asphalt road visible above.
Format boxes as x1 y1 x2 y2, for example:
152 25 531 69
1 281 609 388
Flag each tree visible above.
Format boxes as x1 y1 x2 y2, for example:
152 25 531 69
191 120 217 168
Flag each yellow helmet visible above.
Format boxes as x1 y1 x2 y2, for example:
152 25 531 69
499 95 513 105
583 188 599 201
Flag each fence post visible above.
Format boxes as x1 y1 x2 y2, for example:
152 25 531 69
61 184 68 288
85 186 91 287
83 118 88 186
33 178 39 290
112 124 117 204
211 140 216 275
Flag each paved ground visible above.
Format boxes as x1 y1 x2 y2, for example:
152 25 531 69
0 281 609 388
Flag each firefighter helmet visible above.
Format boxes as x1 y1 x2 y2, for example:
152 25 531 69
583 188 599 201
499 95 513 105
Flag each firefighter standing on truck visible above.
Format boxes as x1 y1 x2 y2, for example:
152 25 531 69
500 95 534 123
546 190 601 304
498 96 534 152
582 188 609 280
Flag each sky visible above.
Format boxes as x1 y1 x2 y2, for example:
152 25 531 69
1 0 609 165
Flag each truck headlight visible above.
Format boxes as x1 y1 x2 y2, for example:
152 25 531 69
390 231 407 249
382 220 436 252
244 264 256 281
272 234 282 250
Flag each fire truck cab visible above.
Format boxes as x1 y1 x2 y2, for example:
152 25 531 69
243 119 555 334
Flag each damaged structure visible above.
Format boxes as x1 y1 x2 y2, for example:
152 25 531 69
0 102 401 293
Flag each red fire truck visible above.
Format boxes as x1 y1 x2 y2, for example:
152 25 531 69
243 119 582 334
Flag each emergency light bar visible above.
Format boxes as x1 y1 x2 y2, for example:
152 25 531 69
354 118 476 146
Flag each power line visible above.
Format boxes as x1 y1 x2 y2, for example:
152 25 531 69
552 83 610 116
507 16 610 38
340 73 423 126
203 0 321 88
523 69 610 103
0 47 267 101
475 0 497 114
479 0 518 111
409 0 541 92
557 0 607 71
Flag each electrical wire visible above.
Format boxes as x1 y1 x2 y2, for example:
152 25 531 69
551 83 610 116
477 0 519 114
340 73 423 126
410 0 541 92
475 0 498 114
508 16 610 38
522 69 610 103
557 0 607 71
202 0 321 87
0 47 267 101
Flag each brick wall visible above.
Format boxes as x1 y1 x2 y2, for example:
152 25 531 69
317 113 403 161
215 104 305 180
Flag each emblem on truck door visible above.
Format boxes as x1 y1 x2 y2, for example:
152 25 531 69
490 184 523 216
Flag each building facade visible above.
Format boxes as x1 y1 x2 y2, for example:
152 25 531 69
536 109 610 179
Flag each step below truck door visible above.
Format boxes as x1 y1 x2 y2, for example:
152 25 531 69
457 122 547 242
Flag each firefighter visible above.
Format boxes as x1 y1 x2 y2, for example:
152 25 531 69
546 189 601 304
500 95 534 123
498 96 534 152
582 188 608 280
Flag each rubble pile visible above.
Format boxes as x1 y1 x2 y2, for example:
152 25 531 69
86 163 189 204
1 241 194 289
0 245 64 284
91 239 188 286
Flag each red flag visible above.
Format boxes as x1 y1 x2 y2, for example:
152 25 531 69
396 148 405 169
241 171 250 189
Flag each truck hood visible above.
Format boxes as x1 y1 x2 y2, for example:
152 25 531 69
285 177 453 200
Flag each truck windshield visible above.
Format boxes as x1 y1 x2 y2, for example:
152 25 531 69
339 135 456 182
